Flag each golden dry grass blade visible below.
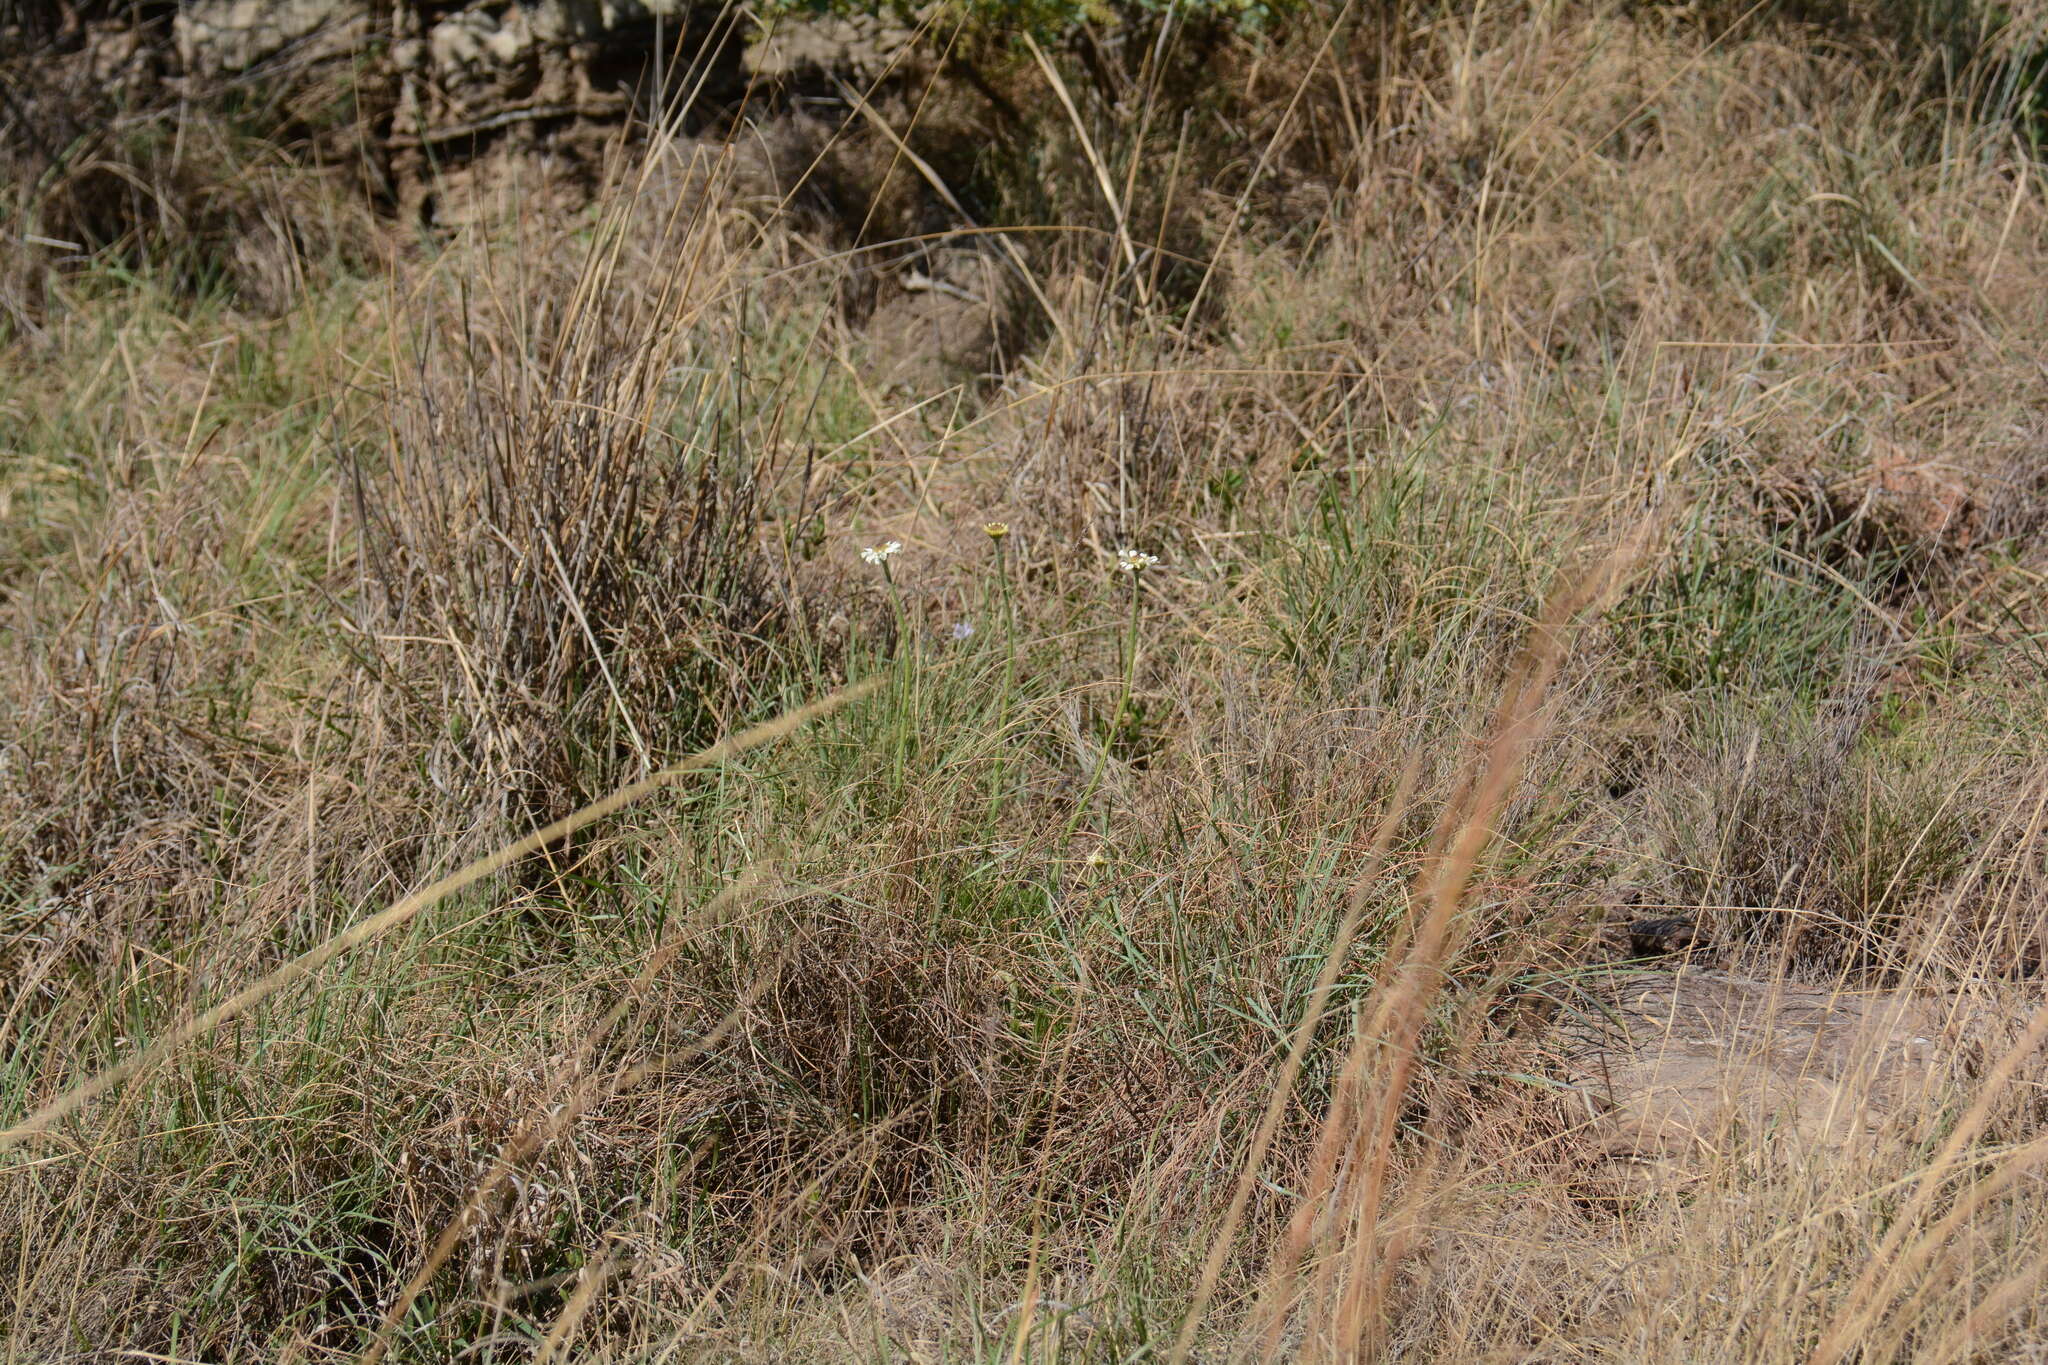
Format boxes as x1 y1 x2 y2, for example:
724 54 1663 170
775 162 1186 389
1252 528 1647 1360
1810 994 2048 1365
1021 31 1149 307
1166 760 1418 1365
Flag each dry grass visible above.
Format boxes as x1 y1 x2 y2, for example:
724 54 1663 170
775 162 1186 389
6 0 2048 1360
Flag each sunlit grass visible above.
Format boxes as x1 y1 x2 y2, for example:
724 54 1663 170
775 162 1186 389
6 1 2048 1359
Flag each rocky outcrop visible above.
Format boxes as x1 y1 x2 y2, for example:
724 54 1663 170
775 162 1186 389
172 0 370 76
173 1 735 204
14 0 1005 376
172 0 710 79
169 0 918 132
162 1 932 224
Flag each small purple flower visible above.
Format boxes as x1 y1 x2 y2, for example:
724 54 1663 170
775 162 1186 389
949 621 976 642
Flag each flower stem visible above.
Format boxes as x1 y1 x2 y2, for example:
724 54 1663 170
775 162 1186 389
991 536 1018 808
882 562 913 787
1063 571 1142 844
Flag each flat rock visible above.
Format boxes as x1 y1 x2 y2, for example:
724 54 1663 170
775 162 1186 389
173 0 368 75
1550 968 1981 1189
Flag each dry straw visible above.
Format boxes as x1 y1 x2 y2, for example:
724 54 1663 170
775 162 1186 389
0 679 879 1154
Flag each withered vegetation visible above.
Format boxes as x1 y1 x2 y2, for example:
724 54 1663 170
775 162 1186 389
6 2 2048 1360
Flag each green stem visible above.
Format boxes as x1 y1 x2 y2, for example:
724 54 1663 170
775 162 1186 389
1062 572 1142 845
883 562 912 787
991 537 1018 810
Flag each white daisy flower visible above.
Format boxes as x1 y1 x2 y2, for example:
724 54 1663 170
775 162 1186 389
860 540 903 566
1114 548 1160 573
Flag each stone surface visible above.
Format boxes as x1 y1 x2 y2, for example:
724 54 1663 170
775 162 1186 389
746 10 918 83
89 0 1015 367
1551 967 1984 1189
173 0 368 76
128 0 948 234
173 0 712 76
